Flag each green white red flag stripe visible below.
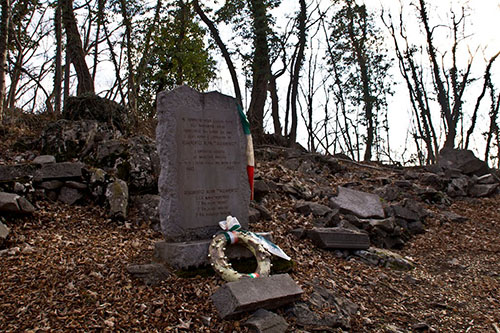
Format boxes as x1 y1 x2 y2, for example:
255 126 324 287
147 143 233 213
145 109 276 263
237 104 254 200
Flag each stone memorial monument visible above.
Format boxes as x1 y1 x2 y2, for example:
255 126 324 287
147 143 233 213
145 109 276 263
155 86 250 268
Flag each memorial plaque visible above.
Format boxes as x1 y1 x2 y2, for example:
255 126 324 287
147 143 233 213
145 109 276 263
156 86 249 242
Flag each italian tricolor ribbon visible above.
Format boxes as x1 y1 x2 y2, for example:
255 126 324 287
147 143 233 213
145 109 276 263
237 104 254 200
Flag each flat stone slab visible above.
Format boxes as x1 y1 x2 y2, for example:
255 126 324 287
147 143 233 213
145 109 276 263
306 227 370 250
0 164 37 182
244 309 288 333
154 232 272 269
211 274 303 319
330 187 384 219
34 162 84 181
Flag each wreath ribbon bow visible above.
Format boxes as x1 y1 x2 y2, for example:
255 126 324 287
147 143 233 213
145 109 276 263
218 216 291 261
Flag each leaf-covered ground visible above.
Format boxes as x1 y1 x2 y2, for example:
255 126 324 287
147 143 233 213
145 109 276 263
1 186 499 332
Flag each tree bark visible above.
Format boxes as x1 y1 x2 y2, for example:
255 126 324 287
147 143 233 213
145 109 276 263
247 0 271 140
53 1 63 114
61 0 94 95
0 0 11 122
288 0 306 145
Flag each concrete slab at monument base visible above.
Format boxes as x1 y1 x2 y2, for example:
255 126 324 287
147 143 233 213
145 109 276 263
154 233 272 269
211 273 303 319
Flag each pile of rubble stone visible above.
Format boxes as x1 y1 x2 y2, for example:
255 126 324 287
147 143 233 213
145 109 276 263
2 119 499 261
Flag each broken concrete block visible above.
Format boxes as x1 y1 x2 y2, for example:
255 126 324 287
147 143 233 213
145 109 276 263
306 227 370 250
211 274 303 319
330 187 384 219
244 309 288 333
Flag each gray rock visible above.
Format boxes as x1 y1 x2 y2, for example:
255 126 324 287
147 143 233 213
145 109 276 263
388 199 427 221
419 172 447 190
253 203 272 220
447 177 470 197
106 179 128 220
330 187 384 219
373 184 400 202
211 274 303 319
476 173 498 184
157 86 249 242
394 180 413 188
0 164 37 182
39 180 64 190
13 182 25 193
58 186 83 205
32 155 56 164
468 184 498 197
0 221 9 244
34 162 84 181
442 211 468 223
254 180 271 201
306 227 370 250
40 119 122 161
244 309 288 333
407 221 425 234
64 181 87 190
388 205 419 221
289 302 349 330
126 263 170 286
295 200 332 216
438 148 489 176
131 194 160 230
354 247 415 270
368 217 395 233
249 207 261 224
0 192 35 214
125 136 160 193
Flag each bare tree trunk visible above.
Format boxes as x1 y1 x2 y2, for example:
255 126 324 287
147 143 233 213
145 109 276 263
61 0 95 95
119 0 136 121
345 3 373 161
53 1 63 114
193 0 242 107
0 0 11 122
247 0 271 141
269 74 281 135
288 0 306 145
465 51 499 149
92 0 105 81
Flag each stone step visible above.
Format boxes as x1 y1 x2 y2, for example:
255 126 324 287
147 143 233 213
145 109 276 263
211 273 303 319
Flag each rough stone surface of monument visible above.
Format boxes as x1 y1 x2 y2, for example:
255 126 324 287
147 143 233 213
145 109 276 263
156 86 249 242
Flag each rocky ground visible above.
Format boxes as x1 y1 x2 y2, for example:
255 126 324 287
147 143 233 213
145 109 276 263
1 117 499 332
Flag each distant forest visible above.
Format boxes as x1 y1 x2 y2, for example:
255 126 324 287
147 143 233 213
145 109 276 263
0 0 498 165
